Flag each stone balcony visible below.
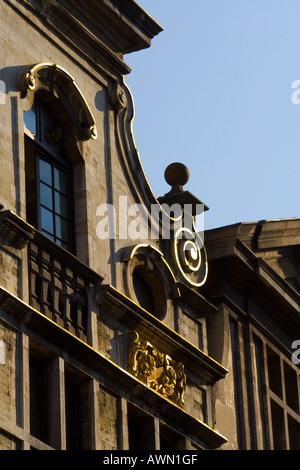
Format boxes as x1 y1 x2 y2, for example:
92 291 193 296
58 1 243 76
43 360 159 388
28 231 103 341
0 209 103 341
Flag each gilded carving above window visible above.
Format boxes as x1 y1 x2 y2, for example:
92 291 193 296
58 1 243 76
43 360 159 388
127 331 186 408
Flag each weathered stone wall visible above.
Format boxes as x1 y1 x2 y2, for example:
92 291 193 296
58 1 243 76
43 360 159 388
0 319 21 427
97 310 129 369
0 239 23 297
0 429 21 450
98 386 119 450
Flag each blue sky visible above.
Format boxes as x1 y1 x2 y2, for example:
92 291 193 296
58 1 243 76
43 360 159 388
125 1 300 230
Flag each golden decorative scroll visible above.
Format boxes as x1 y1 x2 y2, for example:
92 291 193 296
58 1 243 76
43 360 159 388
174 227 208 287
127 331 186 407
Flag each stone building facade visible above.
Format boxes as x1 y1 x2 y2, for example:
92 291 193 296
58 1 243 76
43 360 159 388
0 0 299 451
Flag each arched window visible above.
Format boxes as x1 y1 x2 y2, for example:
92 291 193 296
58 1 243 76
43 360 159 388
19 63 97 258
24 98 75 252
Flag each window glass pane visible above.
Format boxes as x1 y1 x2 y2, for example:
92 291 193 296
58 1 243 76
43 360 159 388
40 206 54 234
56 239 69 250
55 215 68 241
54 191 67 217
41 231 54 241
39 159 52 186
24 103 37 136
54 167 67 193
40 101 57 144
40 182 53 210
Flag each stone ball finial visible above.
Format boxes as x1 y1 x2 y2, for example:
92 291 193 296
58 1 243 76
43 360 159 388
164 162 190 194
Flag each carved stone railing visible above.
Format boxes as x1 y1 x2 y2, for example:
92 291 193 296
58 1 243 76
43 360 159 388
28 232 103 341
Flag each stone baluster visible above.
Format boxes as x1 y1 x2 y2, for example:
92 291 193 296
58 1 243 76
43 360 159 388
72 274 87 340
38 249 51 317
28 241 40 310
49 258 63 325
28 237 90 341
60 265 75 334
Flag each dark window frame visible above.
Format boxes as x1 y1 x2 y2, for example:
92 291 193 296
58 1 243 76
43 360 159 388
29 354 49 444
65 375 83 450
24 98 76 253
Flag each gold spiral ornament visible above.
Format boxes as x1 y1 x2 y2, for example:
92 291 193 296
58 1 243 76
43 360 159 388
26 73 36 91
174 227 208 287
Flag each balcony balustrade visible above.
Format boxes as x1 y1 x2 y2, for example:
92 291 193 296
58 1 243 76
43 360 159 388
28 231 103 341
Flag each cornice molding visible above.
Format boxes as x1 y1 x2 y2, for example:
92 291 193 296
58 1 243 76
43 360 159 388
8 0 162 77
255 218 300 250
205 218 300 254
0 210 34 249
204 231 300 336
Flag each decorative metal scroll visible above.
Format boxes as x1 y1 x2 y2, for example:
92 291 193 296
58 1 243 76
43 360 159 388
173 227 208 287
127 331 186 407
